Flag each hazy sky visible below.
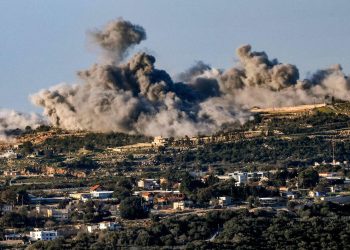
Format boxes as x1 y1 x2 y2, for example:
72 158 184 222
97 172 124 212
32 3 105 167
1 0 350 112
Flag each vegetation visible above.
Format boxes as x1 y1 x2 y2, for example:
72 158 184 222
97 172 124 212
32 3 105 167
27 202 350 249
119 197 149 220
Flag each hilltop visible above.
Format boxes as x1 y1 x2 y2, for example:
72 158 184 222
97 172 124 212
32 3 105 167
1 100 350 176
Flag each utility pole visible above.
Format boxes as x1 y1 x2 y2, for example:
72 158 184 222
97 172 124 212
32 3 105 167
332 139 336 166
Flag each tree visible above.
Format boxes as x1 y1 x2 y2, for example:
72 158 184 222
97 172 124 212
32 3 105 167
298 168 319 188
1 189 29 205
113 186 131 201
119 197 148 220
20 141 34 155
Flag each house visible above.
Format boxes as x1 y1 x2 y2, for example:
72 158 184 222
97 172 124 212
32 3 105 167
152 136 169 147
228 172 248 186
47 208 69 221
87 225 98 233
69 193 90 200
87 222 121 233
99 222 121 231
3 170 20 177
29 229 58 241
308 191 327 198
216 171 268 186
218 196 232 206
173 201 186 210
210 196 233 207
258 197 280 206
137 179 160 190
90 191 114 199
280 191 299 199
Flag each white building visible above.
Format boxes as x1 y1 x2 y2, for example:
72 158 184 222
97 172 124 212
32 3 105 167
99 222 121 231
87 222 121 233
228 172 248 186
152 136 169 147
29 229 58 241
137 179 160 190
87 225 99 233
217 171 268 186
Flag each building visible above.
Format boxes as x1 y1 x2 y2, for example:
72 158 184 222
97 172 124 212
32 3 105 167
29 229 58 241
216 171 268 186
258 197 280 206
90 191 114 199
3 170 20 177
47 208 69 221
30 196 71 205
152 136 169 147
227 172 248 186
137 179 160 190
280 191 299 199
99 222 121 231
218 196 232 206
87 222 121 233
69 193 90 200
309 191 327 198
173 201 186 210
87 225 99 233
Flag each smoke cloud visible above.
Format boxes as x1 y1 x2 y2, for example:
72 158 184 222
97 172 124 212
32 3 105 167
31 18 350 137
90 18 146 63
0 109 46 140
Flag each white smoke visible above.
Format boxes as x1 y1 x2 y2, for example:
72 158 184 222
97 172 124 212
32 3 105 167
0 109 46 140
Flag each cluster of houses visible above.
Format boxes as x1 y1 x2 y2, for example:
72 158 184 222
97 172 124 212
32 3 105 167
0 160 350 247
136 190 191 210
0 183 123 247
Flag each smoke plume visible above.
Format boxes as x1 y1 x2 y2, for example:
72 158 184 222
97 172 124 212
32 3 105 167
90 18 146 63
31 18 350 137
0 109 46 140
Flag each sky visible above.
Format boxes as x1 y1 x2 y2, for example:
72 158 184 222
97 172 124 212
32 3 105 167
0 0 350 113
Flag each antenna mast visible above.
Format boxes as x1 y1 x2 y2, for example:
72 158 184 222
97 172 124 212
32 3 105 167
332 139 336 165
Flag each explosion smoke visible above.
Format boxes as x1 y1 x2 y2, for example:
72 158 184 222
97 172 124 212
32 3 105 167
31 18 350 137
0 109 46 140
90 18 146 63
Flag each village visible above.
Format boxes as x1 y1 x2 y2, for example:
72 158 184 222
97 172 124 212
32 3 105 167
0 144 349 247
